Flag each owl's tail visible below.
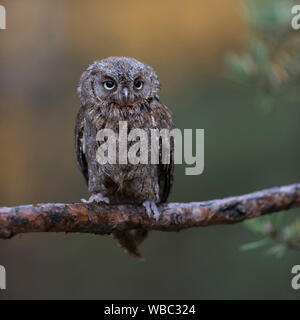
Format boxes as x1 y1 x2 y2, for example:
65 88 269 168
113 229 149 260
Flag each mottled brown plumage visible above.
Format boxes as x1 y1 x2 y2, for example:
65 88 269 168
75 57 174 258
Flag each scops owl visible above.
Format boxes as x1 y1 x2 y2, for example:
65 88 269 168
75 57 174 258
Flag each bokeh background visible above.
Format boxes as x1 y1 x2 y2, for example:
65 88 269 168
0 0 299 299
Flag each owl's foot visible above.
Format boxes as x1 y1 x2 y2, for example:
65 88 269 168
80 194 109 222
81 193 110 204
143 201 160 222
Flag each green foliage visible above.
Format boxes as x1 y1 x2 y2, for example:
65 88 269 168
241 238 270 251
226 0 300 257
241 213 300 257
245 0 293 35
226 0 300 106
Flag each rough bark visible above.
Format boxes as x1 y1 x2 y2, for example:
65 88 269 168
0 183 299 239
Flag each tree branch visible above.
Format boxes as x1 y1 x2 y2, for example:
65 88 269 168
0 183 300 239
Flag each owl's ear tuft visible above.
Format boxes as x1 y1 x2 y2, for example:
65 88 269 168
145 65 160 96
77 64 99 107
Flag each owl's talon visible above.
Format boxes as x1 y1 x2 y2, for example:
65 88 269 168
151 202 160 222
81 194 110 204
143 201 152 218
143 201 161 221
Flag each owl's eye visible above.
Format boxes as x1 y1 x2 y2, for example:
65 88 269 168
134 80 144 90
103 80 116 90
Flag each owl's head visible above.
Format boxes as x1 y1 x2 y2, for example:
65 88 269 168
78 57 160 107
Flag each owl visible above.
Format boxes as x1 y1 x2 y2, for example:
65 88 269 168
75 57 174 258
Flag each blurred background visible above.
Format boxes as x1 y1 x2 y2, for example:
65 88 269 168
0 0 300 299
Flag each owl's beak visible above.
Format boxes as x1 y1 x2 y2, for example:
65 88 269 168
121 87 129 104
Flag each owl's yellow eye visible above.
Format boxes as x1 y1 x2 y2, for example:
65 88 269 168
134 80 143 90
103 80 116 90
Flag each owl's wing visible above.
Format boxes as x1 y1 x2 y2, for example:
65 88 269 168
75 106 89 184
150 99 175 203
159 154 174 203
